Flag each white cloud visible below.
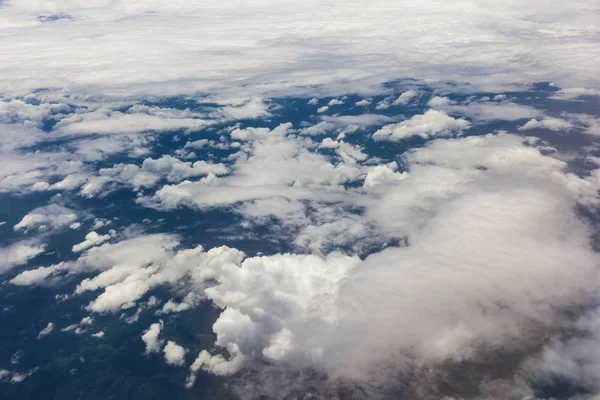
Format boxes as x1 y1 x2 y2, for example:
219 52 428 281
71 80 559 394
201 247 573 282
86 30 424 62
55 111 207 135
70 222 81 229
427 96 543 122
142 321 163 354
148 123 365 213
427 96 454 108
13 204 77 232
179 133 600 394
327 99 344 106
0 368 37 384
10 263 68 286
373 110 470 141
72 231 111 253
37 322 55 339
0 240 45 274
69 234 245 313
62 317 94 335
221 98 270 120
519 117 573 131
552 87 600 100
317 106 329 113
393 90 418 106
363 162 407 188
99 155 228 191
163 341 186 366
0 0 598 100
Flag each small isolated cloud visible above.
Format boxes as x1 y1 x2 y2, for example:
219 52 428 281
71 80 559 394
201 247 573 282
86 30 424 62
327 99 344 106
37 322 55 339
142 321 164 354
163 341 186 366
373 110 470 141
519 117 572 131
13 204 77 232
393 90 418 106
221 98 270 120
355 99 370 106
72 231 111 253
317 106 329 113
307 98 319 105
0 368 37 384
62 317 94 335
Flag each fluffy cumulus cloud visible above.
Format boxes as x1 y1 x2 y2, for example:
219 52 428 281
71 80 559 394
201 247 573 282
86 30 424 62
142 321 164 354
373 110 470 140
72 231 111 253
13 204 77 232
0 240 45 274
163 341 186 366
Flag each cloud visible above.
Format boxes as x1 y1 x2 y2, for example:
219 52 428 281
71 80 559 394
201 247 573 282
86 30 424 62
0 368 38 384
517 309 600 398
72 231 111 253
13 204 77 232
141 321 164 354
363 162 407 188
67 234 245 313
100 155 228 191
0 0 599 100
0 240 45 274
9 263 68 286
61 317 94 335
177 133 600 395
37 322 55 339
163 341 186 366
148 123 365 213
373 110 470 141
54 110 208 135
551 87 600 100
221 98 270 120
377 90 418 109
393 90 418 106
519 117 573 131
427 96 543 122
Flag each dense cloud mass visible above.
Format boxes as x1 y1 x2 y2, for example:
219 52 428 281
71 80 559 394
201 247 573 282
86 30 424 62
0 1 599 399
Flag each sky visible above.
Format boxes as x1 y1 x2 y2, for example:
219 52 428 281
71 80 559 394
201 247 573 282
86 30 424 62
1 1 600 399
